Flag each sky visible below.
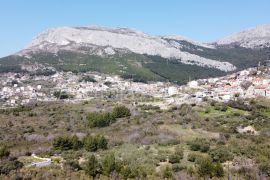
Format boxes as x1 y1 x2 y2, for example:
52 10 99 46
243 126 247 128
0 0 270 57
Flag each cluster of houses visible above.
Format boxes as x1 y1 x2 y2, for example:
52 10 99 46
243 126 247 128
0 66 269 108
0 71 181 107
185 67 270 102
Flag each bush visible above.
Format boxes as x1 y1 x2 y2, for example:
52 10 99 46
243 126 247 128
102 153 116 176
196 157 225 178
187 152 201 162
53 135 81 151
0 159 23 175
83 135 108 152
172 163 184 172
112 106 131 118
53 91 73 99
84 155 101 178
179 103 192 116
162 165 172 178
188 138 210 152
64 160 81 171
0 146 10 159
209 146 234 163
79 76 96 83
169 154 181 164
197 157 214 178
87 112 116 128
259 161 270 177
213 163 224 177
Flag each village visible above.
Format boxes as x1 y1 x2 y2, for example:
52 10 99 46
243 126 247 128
0 66 270 108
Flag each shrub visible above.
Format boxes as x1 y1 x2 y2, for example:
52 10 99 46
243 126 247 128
83 135 108 152
53 135 81 151
79 76 96 83
172 163 184 172
259 161 270 177
213 163 224 177
197 157 214 178
179 103 192 116
102 153 116 176
162 165 172 178
0 159 23 175
120 166 132 179
83 136 98 152
188 138 210 152
84 155 101 178
112 106 131 118
53 91 73 99
209 146 234 163
187 152 201 162
64 160 81 171
175 146 184 159
168 154 181 164
87 112 116 128
0 146 10 159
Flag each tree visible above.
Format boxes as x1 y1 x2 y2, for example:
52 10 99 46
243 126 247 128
102 153 116 176
84 155 100 178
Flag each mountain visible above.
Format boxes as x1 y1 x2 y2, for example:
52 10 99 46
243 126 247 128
215 25 270 48
1 25 270 84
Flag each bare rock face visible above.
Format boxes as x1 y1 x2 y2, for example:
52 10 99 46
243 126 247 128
215 25 270 48
18 26 236 72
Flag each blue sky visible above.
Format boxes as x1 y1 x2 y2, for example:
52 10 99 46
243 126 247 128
0 0 269 57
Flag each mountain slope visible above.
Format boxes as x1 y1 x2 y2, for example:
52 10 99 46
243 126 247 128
17 26 235 72
215 25 270 48
1 25 270 84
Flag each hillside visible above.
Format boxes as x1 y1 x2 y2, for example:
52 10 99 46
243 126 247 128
1 25 270 83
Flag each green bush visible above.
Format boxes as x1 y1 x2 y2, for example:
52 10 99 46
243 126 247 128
83 135 108 152
87 112 116 128
213 162 224 177
0 146 10 159
168 154 181 164
209 146 234 163
112 106 131 118
172 163 184 172
0 159 23 175
162 165 172 178
179 103 192 116
64 160 81 171
196 157 214 178
53 135 82 151
187 152 201 162
188 138 210 152
102 153 116 176
196 157 225 178
84 155 101 178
